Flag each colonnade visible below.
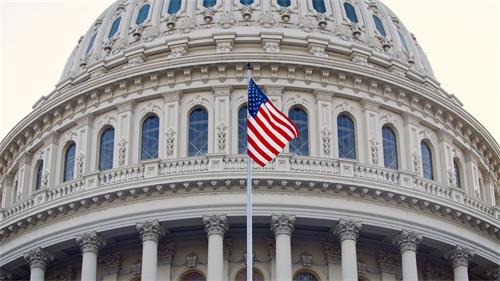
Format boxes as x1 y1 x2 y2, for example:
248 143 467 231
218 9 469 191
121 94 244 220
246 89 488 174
20 216 477 281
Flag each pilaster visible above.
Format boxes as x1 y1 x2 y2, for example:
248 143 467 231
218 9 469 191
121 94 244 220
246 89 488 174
162 92 180 159
361 100 380 165
213 87 231 155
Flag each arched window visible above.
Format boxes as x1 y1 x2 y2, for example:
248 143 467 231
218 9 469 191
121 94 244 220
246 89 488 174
34 160 44 191
235 268 265 281
108 17 121 38
344 2 358 23
180 271 206 281
420 141 433 180
141 116 160 160
337 114 356 159
312 0 326 13
188 108 208 156
293 271 319 281
289 108 309 156
136 4 150 25
373 15 386 36
382 126 398 169
453 158 462 188
398 30 409 53
277 0 291 8
238 105 248 154
63 142 76 182
99 127 115 170
203 0 216 8
240 0 254 5
168 0 181 14
85 33 97 55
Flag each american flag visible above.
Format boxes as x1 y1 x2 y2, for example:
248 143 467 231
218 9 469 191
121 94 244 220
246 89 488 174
247 78 299 167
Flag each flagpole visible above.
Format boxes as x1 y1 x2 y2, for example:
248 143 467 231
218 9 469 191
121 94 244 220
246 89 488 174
246 63 253 281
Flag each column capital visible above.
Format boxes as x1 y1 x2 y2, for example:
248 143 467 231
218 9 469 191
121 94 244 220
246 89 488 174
445 245 474 268
333 219 362 242
202 214 229 236
137 220 165 243
76 231 106 254
270 214 295 236
23 247 53 270
392 230 423 253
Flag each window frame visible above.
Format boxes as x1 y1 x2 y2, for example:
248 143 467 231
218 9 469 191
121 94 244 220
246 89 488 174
382 125 399 170
34 160 44 191
135 3 151 26
288 106 309 156
140 114 160 161
188 107 209 157
98 126 115 171
108 16 122 39
420 140 434 180
337 113 357 160
63 141 77 182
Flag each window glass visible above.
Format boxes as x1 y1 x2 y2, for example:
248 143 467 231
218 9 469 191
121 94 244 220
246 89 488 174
85 33 97 55
141 116 160 160
382 126 398 169
337 115 356 159
99 127 115 170
277 0 291 8
421 142 433 180
289 108 309 156
398 30 409 52
240 0 254 5
238 106 248 154
136 4 150 25
108 17 121 38
344 2 358 23
168 0 181 14
203 0 216 8
293 272 318 281
312 0 326 13
453 158 462 188
63 142 76 182
35 161 44 190
188 108 209 156
373 15 387 36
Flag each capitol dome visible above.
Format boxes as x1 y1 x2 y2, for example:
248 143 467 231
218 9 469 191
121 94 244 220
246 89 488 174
0 0 499 280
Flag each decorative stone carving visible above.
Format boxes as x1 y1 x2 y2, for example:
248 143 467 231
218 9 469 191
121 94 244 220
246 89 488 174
223 239 232 258
315 13 328 29
265 239 276 259
76 153 84 178
263 40 280 53
216 122 227 151
186 253 198 267
352 54 369 66
392 230 422 253
178 16 196 33
101 252 121 274
216 40 233 53
142 26 160 42
168 45 187 58
309 45 327 57
350 23 363 39
165 14 177 30
300 252 313 267
219 12 236 29
241 5 253 20
321 127 331 155
130 258 141 275
41 170 49 189
136 220 165 243
258 11 275 28
203 7 215 23
53 265 76 281
377 251 400 273
445 245 474 268
370 137 379 164
75 231 106 254
279 7 291 22
299 16 315 33
203 214 229 236
158 243 175 264
448 168 456 186
24 247 53 270
130 25 144 41
323 242 340 264
336 25 352 41
333 219 362 242
412 151 420 174
270 214 295 236
486 265 500 281
165 128 175 156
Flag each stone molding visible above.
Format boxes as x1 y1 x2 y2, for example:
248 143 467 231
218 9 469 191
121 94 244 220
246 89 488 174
202 214 228 236
75 231 105 254
445 245 475 268
23 247 53 270
270 214 295 236
333 219 362 242
392 230 423 253
136 220 165 243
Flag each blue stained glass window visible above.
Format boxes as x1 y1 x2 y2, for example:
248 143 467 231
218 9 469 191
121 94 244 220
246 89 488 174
289 108 309 156
35 161 44 190
312 0 326 13
141 116 160 160
168 0 181 14
294 271 318 281
398 30 409 52
63 142 76 182
421 141 433 180
203 0 216 8
454 158 462 188
277 0 291 8
85 33 97 55
108 17 121 38
188 108 209 156
337 115 356 159
238 106 248 154
99 127 115 170
240 0 254 5
382 126 398 169
136 4 150 25
373 15 387 36
344 2 358 23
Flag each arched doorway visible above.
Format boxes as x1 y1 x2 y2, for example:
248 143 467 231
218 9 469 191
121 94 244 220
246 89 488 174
235 267 265 281
180 271 206 281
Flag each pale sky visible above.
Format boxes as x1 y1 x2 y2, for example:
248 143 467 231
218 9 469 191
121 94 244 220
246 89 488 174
0 0 499 144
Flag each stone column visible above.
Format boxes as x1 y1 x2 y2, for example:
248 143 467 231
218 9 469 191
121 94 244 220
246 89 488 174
446 245 474 281
333 219 362 281
203 215 229 281
392 230 422 281
223 239 232 281
23 247 53 281
270 214 295 281
158 243 175 281
137 220 165 281
76 231 105 281
324 242 341 281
